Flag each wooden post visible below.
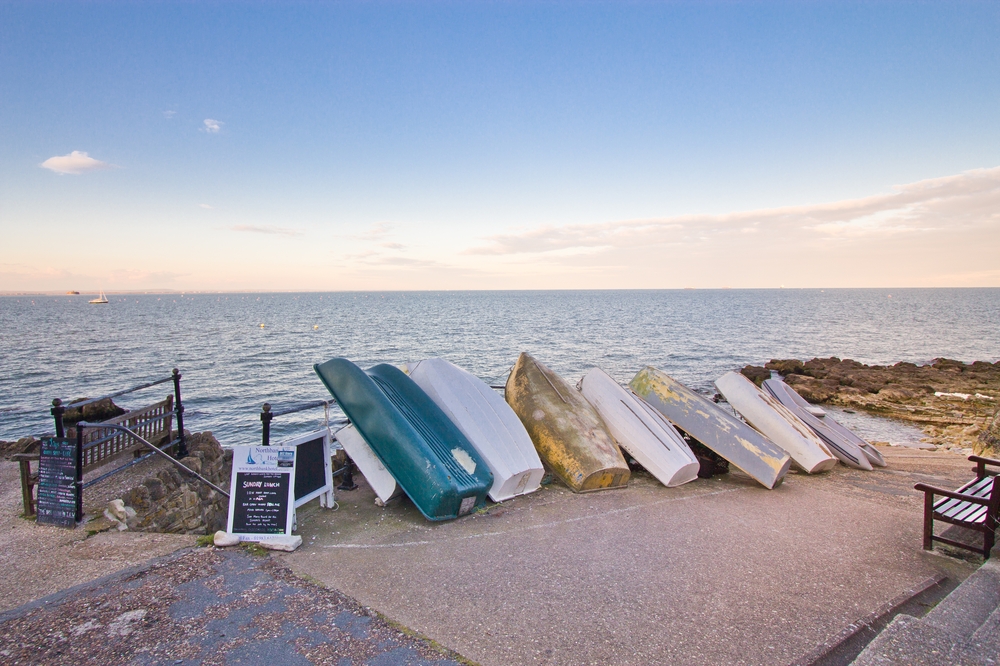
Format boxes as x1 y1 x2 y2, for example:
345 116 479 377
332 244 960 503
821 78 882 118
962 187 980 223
17 457 35 516
75 427 84 523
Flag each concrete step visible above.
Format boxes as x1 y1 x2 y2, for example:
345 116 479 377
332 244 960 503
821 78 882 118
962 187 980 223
851 613 998 666
968 599 1000 648
921 558 1000 639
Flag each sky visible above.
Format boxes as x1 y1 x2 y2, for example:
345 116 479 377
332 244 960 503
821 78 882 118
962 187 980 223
1 1 999 292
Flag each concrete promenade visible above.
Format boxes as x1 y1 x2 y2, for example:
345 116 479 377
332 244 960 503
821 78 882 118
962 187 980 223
0 447 985 664
281 447 978 666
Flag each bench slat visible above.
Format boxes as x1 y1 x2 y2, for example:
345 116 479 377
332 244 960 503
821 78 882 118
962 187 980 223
939 503 988 525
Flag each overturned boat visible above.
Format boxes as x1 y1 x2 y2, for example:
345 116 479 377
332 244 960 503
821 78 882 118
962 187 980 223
314 358 493 521
579 367 699 487
715 371 838 474
334 424 403 505
404 357 544 501
506 353 630 492
763 377 884 468
629 366 791 489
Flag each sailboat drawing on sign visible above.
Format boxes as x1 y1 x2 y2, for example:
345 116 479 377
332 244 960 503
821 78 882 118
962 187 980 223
246 449 256 465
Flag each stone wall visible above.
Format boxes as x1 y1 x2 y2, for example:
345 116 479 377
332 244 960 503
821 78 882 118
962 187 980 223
122 432 232 534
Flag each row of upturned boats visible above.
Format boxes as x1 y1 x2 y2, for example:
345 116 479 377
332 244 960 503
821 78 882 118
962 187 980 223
313 353 887 522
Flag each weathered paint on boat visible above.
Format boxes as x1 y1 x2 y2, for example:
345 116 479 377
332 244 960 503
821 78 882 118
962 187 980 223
579 367 700 488
404 357 544 501
715 372 838 474
334 424 403 504
314 358 493 521
505 353 630 492
629 366 790 489
763 377 883 468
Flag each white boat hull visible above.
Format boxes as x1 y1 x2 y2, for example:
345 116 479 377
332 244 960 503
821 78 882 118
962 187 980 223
764 377 885 468
334 424 401 505
715 372 838 474
405 358 544 502
579 368 699 487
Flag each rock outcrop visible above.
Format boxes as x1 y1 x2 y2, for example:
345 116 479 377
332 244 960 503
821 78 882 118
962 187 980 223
740 357 1000 455
122 432 233 534
62 397 127 426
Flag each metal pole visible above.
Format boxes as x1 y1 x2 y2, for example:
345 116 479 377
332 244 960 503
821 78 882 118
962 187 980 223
261 403 273 446
172 368 188 457
52 398 65 438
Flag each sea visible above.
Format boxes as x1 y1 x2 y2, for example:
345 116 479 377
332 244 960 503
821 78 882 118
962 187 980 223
2 289 998 446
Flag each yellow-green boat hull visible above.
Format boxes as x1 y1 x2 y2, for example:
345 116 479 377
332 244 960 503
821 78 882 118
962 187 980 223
505 353 629 492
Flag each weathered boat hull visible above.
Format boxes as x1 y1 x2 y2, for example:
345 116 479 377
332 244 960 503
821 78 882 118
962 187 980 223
314 358 493 521
405 357 544 501
506 353 630 492
334 424 403 504
629 366 790 489
763 377 882 469
715 372 838 474
579 367 699 487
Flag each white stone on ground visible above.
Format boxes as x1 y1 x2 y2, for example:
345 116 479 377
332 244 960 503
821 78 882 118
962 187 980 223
260 535 303 552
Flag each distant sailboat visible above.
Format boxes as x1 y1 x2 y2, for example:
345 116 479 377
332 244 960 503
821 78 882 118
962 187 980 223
89 290 109 304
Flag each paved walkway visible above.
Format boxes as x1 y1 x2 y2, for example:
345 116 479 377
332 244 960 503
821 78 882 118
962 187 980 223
280 447 978 666
0 547 465 666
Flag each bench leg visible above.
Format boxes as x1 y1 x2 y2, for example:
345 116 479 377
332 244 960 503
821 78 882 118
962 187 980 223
922 492 934 551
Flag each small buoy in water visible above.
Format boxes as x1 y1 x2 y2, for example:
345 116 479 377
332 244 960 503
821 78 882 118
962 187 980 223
313 325 318 329
259 323 265 328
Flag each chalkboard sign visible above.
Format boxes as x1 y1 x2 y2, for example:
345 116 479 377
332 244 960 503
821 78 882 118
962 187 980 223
231 472 291 534
36 437 80 527
277 429 335 509
226 445 297 541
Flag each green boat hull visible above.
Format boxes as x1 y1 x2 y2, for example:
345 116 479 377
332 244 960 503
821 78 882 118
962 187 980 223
314 358 492 521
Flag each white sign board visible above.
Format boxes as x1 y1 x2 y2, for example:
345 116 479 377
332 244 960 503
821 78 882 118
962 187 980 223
226 445 297 541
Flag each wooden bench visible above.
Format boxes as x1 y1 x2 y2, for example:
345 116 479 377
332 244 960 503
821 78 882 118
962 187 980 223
14 395 174 516
915 455 1000 559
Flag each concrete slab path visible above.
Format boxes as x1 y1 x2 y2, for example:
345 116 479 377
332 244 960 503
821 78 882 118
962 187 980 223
280 447 978 666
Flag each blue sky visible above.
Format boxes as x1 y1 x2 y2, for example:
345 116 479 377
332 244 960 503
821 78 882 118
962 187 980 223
2 1 998 291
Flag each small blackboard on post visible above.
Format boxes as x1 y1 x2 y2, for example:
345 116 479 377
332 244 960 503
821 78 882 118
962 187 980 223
226 445 297 541
36 437 81 527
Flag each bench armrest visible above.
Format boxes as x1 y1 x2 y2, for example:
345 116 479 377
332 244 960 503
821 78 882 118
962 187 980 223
914 482 991 506
11 453 39 462
969 455 1000 468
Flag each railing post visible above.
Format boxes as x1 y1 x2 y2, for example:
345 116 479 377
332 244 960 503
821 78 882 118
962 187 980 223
51 398 65 438
261 403 273 446
75 424 84 523
172 368 188 458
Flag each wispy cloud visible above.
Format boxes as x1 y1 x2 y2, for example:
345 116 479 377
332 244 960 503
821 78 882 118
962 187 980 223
202 119 223 133
163 110 177 119
40 151 114 175
467 166 1000 255
350 222 393 241
231 224 302 237
380 242 405 250
199 203 214 209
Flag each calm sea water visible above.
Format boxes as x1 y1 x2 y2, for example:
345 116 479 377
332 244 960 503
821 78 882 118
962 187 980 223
2 289 998 445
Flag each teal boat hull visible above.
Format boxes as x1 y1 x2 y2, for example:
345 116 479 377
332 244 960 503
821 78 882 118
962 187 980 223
314 358 493 521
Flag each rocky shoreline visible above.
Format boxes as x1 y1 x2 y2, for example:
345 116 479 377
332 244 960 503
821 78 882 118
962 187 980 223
741 357 1000 455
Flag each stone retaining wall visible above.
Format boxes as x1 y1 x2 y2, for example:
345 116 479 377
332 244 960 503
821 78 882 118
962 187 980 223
122 432 232 534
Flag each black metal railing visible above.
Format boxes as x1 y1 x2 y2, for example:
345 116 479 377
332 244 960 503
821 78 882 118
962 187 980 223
258 399 355 490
